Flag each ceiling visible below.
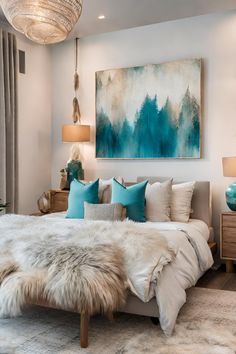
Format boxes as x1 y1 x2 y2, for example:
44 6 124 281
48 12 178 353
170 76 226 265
1 0 236 39
70 0 236 38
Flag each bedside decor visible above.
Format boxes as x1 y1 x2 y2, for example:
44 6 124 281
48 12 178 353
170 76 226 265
222 156 236 211
62 38 90 186
59 169 68 190
37 193 50 214
96 59 201 159
66 144 84 187
0 0 83 45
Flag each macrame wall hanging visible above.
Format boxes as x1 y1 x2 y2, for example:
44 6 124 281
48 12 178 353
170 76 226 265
73 37 81 124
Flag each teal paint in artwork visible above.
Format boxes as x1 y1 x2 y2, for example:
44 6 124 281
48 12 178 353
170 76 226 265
96 59 201 159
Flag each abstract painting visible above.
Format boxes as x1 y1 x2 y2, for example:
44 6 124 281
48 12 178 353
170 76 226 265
96 59 201 159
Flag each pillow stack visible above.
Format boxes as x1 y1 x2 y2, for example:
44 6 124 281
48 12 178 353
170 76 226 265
66 179 99 219
145 180 195 222
145 180 172 222
171 182 195 222
111 179 148 222
66 177 196 223
84 202 124 221
99 177 124 203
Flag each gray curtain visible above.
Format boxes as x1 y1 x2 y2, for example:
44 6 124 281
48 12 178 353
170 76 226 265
0 29 18 213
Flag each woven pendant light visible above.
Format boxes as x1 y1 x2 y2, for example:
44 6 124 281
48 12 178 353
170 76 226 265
0 0 83 44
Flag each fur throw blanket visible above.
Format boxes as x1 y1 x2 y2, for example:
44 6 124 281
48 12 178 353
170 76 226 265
0 215 176 319
0 244 127 318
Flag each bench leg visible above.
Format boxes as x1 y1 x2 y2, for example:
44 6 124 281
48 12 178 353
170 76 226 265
226 260 234 273
150 317 159 326
80 311 89 348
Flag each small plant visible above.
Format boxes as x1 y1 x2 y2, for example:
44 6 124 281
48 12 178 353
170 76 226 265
0 199 8 212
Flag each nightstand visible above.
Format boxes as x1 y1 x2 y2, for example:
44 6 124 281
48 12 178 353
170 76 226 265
48 181 89 213
220 212 236 273
48 189 69 213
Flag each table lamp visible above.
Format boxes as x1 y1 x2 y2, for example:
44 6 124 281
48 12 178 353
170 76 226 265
222 156 236 211
62 124 90 186
62 124 90 143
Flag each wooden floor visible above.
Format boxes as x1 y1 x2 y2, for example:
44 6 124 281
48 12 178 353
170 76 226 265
196 264 236 291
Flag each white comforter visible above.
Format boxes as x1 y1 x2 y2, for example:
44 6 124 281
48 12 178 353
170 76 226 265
44 213 214 335
43 214 214 335
141 220 213 334
0 214 213 336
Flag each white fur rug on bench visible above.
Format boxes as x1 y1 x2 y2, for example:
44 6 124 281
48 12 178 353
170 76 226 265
0 287 235 354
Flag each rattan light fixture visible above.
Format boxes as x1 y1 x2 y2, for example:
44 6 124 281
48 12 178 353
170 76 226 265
0 0 83 44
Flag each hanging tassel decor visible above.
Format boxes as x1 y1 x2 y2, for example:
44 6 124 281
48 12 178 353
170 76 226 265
73 97 81 124
72 38 81 124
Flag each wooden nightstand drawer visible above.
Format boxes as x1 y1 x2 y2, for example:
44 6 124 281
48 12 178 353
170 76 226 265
49 190 69 212
222 242 236 258
221 212 236 271
222 215 236 228
222 227 236 243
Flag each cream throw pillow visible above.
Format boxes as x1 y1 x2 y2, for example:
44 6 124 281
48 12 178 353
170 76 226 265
145 180 172 222
171 181 196 222
98 177 124 203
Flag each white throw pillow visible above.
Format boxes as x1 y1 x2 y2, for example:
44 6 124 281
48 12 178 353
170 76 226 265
145 180 172 222
99 177 124 203
171 182 196 222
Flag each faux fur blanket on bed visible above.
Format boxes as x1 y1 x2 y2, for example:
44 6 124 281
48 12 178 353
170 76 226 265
0 215 176 319
0 244 127 318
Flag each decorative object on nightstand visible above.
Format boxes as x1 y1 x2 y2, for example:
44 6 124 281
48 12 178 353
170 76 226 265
37 192 50 214
62 38 90 188
66 144 85 186
220 212 236 273
222 156 236 211
60 169 69 190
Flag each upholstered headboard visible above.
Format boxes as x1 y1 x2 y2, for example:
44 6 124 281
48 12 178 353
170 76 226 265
137 177 212 226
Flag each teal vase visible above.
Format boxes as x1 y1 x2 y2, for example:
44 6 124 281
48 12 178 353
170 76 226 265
226 182 236 211
66 160 84 187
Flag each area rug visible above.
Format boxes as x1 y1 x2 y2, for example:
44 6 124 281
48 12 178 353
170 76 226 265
0 287 235 354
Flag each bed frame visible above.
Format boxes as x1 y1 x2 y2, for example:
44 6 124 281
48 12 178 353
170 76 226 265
34 177 215 348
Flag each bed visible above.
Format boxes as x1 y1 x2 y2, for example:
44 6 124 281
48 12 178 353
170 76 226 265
0 178 215 348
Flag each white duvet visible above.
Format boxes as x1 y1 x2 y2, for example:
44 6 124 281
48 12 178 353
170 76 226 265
0 214 213 336
43 213 214 335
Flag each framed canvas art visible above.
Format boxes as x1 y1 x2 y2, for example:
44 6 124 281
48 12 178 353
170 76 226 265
96 59 202 159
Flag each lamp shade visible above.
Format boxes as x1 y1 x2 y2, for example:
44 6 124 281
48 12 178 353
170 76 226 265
222 157 236 177
62 124 90 143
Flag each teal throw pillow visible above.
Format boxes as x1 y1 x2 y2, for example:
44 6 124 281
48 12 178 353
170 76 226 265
66 179 99 219
111 179 148 222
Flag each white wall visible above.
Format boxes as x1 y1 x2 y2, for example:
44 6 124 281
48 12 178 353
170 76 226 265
51 11 236 243
17 36 52 214
1 21 52 214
